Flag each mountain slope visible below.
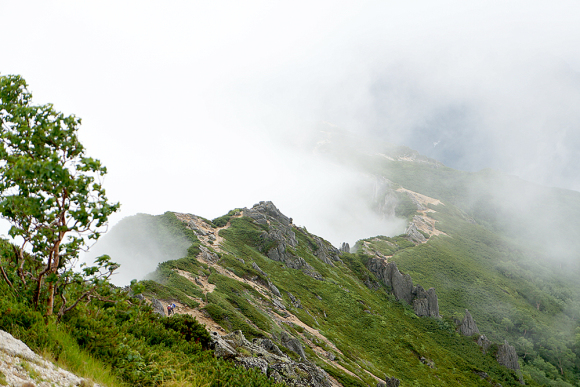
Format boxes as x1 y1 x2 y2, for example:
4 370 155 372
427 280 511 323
114 202 528 386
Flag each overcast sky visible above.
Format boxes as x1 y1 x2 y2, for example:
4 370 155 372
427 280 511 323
2 1 580 247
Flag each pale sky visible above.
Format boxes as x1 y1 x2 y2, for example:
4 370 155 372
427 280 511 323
2 1 580 247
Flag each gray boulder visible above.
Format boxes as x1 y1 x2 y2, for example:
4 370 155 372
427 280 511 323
252 262 268 277
459 309 480 336
281 331 306 360
268 280 282 297
151 298 166 316
211 330 330 387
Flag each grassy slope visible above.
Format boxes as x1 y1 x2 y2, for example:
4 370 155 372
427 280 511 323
354 157 580 385
201 215 529 387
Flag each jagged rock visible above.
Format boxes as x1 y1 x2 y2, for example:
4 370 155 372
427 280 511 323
391 266 414 304
268 280 282 297
252 262 268 277
406 218 427 243
366 257 440 318
281 331 306 360
413 285 440 317
272 298 286 310
268 362 331 387
477 335 492 354
497 340 522 383
211 329 330 387
459 310 480 336
288 292 302 308
254 338 285 357
151 298 165 316
209 331 239 359
312 235 342 265
199 245 219 263
426 288 439 316
326 351 335 361
339 242 350 253
244 202 323 280
364 278 381 290
237 357 269 374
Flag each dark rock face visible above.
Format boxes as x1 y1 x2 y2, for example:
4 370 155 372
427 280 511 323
211 330 330 387
459 309 480 336
244 201 323 280
366 257 440 317
497 340 521 374
339 242 350 253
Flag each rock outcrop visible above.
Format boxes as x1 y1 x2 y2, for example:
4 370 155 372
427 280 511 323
377 376 401 387
210 330 330 387
280 331 307 360
497 340 523 383
312 235 342 266
244 202 323 280
152 298 166 316
459 309 480 336
366 257 440 317
413 285 440 318
339 242 350 253
477 335 492 354
0 330 101 387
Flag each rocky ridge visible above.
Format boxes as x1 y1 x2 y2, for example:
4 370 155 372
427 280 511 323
154 200 526 386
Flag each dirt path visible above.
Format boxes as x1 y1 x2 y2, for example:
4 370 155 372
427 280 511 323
396 187 446 239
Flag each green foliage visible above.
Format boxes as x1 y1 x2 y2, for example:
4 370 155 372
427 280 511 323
212 208 243 228
0 74 120 317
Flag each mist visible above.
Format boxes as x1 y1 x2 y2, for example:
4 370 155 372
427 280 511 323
1 1 580 265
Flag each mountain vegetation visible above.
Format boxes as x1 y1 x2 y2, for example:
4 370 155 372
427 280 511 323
1 76 580 387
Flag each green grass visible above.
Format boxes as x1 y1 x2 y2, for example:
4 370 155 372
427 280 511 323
208 212 533 386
